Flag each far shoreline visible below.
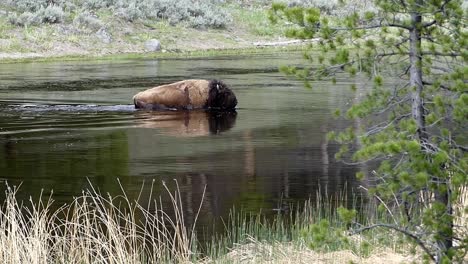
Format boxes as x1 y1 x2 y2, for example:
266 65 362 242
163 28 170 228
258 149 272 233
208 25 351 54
0 44 308 64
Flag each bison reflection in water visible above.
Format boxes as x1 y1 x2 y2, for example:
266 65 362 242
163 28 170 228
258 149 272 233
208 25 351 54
133 79 237 111
134 110 237 137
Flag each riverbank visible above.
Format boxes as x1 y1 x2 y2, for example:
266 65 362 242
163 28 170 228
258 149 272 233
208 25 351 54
0 2 304 63
0 45 307 64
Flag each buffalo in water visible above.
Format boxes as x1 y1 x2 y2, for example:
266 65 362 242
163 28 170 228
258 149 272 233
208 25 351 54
133 79 237 111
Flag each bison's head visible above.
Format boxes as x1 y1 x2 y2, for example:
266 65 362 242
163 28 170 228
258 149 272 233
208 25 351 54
206 80 238 110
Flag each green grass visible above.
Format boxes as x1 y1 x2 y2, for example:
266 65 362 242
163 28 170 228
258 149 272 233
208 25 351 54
229 4 287 37
203 191 410 262
0 45 306 64
0 16 14 39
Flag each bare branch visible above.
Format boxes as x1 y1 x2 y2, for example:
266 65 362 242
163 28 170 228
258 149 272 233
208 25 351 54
374 96 411 115
329 17 411 31
376 51 407 58
424 113 452 129
422 20 437 28
422 81 451 90
398 0 407 10
350 223 436 261
452 143 468 152
422 52 461 57
310 61 356 78
363 114 410 137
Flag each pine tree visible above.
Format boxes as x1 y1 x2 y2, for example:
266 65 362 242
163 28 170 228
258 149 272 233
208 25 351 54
271 0 467 262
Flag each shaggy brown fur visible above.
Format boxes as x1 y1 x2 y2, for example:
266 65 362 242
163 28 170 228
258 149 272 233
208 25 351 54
133 79 237 111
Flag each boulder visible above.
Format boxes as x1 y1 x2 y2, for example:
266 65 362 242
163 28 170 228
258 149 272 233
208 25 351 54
145 39 161 52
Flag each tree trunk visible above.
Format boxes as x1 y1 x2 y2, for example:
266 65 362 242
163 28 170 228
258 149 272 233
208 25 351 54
409 6 452 262
409 12 425 141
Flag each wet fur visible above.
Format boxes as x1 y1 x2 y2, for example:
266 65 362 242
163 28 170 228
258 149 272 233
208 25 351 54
206 80 237 110
133 79 237 111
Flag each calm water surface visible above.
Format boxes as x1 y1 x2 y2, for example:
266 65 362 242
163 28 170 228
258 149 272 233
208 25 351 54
0 52 363 234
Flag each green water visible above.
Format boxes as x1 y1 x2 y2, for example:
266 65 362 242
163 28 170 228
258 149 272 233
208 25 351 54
0 52 362 234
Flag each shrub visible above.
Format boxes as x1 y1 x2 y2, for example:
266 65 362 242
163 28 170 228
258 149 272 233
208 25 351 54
5 0 231 28
281 0 376 16
113 0 230 28
7 4 65 26
38 4 65 23
287 0 339 14
114 0 148 22
73 11 104 31
8 11 40 26
5 0 47 12
82 0 116 9
185 1 231 28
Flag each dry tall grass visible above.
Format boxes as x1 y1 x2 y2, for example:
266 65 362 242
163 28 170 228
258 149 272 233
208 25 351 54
0 180 202 264
1 180 465 264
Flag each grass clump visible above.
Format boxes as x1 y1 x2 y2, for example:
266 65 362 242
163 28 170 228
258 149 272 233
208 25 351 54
0 181 427 263
0 181 201 263
205 191 412 262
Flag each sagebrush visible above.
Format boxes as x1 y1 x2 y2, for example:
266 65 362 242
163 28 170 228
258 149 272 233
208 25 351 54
4 0 231 28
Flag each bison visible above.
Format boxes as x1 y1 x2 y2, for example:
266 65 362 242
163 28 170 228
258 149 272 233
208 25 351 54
133 79 237 111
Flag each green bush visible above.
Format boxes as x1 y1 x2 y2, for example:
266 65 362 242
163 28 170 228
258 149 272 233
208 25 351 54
73 11 104 31
39 4 65 23
8 4 64 26
5 0 231 28
82 0 116 10
114 0 230 28
6 0 48 12
279 0 376 16
287 0 339 14
8 11 40 26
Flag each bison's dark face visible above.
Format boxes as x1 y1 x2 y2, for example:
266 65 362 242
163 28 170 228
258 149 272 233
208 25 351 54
206 80 238 110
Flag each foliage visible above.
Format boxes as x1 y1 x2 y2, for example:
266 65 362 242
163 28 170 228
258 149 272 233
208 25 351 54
4 0 231 28
113 0 230 28
273 0 377 16
271 0 467 263
8 4 65 26
73 11 104 31
5 0 49 12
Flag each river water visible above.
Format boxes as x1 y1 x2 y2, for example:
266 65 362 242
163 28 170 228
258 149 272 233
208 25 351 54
0 52 363 234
